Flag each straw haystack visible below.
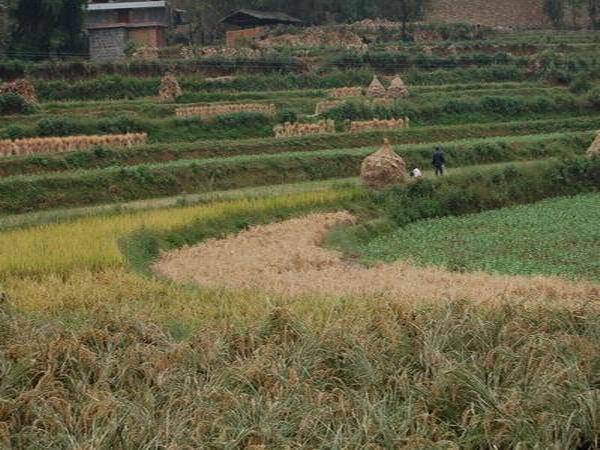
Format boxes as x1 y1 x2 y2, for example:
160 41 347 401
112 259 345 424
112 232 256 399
0 79 38 105
367 76 387 98
388 75 409 98
360 138 408 189
587 132 600 157
159 74 183 102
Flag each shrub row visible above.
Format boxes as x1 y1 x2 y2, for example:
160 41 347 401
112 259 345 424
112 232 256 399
32 67 534 102
2 90 593 143
0 132 592 213
0 93 36 115
1 117 599 177
33 71 370 102
378 157 600 227
331 51 526 72
0 112 275 143
0 56 304 81
323 93 596 122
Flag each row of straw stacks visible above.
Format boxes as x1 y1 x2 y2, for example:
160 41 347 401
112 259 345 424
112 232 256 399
328 87 364 98
176 103 276 119
367 75 409 99
0 79 38 105
0 133 147 158
159 74 183 102
274 120 335 138
349 117 410 133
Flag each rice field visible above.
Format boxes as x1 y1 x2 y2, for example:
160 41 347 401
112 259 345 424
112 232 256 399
0 189 358 275
0 26 599 449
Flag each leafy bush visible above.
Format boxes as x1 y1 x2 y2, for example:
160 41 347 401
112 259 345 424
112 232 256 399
378 158 600 227
35 116 81 137
569 74 592 94
323 93 583 122
331 51 521 73
0 93 35 115
213 112 272 128
276 108 298 123
0 125 28 140
96 115 146 134
587 87 600 109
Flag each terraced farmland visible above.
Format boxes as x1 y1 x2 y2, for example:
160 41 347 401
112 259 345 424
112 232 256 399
0 26 599 449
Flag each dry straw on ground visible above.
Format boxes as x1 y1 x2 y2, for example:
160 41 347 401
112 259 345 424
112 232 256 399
587 132 600 157
328 87 363 98
274 120 335 138
154 212 599 306
360 138 409 189
367 76 387 98
132 45 159 60
350 117 409 133
176 103 276 119
315 100 346 115
0 133 147 157
388 75 409 98
0 78 38 104
158 74 182 102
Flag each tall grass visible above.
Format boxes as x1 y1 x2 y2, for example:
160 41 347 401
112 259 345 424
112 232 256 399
0 296 598 448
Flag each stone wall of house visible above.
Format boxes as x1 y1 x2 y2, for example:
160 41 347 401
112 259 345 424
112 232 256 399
427 0 548 27
226 27 266 48
89 28 127 61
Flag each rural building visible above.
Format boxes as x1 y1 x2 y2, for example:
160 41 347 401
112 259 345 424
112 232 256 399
220 9 301 47
85 1 183 61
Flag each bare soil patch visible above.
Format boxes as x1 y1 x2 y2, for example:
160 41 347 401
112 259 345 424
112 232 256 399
154 212 599 305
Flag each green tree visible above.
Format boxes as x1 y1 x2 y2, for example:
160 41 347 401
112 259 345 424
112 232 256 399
589 0 600 28
544 0 565 26
8 0 86 59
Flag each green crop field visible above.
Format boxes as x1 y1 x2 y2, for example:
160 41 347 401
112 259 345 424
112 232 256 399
358 193 600 281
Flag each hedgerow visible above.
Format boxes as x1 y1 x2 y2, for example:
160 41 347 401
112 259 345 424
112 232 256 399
0 133 592 213
1 117 599 177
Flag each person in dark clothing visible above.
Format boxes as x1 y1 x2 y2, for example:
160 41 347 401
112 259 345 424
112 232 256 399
432 146 446 176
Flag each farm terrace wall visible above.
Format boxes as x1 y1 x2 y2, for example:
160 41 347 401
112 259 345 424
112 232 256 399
226 27 266 48
88 28 128 61
426 0 548 27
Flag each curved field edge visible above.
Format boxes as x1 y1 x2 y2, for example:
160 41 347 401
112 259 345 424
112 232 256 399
125 157 599 279
356 193 600 282
1 158 596 279
0 188 365 277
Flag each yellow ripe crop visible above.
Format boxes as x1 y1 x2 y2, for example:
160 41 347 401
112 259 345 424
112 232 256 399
0 189 355 276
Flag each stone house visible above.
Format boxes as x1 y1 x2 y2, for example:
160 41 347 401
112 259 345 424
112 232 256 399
220 9 301 47
86 1 184 60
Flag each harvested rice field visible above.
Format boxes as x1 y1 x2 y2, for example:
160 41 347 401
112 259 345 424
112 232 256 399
1 17 600 449
154 211 599 304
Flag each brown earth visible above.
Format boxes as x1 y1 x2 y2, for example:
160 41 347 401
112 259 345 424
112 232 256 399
153 212 599 306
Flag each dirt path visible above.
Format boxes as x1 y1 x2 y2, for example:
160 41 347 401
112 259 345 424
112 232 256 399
153 212 599 305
